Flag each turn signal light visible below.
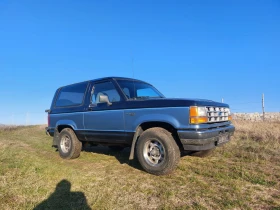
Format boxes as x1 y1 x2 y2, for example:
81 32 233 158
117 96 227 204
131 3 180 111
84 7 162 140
190 117 208 124
228 115 232 121
190 106 198 117
190 106 208 124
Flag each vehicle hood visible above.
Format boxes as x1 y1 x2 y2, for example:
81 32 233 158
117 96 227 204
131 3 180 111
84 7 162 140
126 98 229 109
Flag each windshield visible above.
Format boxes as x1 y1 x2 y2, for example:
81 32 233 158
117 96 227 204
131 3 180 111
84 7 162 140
116 79 165 100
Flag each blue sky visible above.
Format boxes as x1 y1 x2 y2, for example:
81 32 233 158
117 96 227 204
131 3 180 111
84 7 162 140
0 0 279 124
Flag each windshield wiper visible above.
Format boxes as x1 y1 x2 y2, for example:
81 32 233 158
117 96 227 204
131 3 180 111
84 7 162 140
130 96 150 100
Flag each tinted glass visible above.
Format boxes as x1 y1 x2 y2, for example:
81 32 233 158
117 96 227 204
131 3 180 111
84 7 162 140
116 80 164 99
56 82 88 107
137 88 160 97
91 81 120 104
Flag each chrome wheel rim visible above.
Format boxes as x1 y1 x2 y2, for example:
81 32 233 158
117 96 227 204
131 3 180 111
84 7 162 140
143 139 165 166
60 135 71 153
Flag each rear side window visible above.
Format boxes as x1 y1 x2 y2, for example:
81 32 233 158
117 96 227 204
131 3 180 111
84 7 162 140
56 82 88 107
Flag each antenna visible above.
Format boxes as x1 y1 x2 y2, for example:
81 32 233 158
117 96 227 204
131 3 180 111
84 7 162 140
130 51 136 99
131 52 135 79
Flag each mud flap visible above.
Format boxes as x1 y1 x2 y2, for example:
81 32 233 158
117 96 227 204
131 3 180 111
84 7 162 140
129 127 143 160
52 128 59 147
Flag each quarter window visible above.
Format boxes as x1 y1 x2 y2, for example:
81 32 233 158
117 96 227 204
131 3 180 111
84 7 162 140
56 82 88 107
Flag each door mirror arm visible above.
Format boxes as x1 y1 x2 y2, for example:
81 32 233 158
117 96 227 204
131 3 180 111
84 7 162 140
89 103 96 108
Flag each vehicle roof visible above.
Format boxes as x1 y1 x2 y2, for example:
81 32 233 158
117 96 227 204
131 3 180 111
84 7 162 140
57 77 150 89
93 76 146 83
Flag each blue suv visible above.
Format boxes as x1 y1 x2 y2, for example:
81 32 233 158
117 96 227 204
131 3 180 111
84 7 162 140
46 77 235 175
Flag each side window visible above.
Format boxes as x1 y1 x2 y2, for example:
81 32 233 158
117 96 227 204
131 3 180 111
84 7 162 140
91 81 120 104
56 82 88 107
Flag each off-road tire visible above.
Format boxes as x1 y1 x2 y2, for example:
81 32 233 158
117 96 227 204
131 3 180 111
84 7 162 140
58 128 82 159
136 127 180 175
190 148 215 158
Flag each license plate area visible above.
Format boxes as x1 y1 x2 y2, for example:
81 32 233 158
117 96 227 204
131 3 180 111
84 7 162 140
218 133 230 144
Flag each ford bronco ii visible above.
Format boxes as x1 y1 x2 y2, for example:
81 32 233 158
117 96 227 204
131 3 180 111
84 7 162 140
46 77 235 175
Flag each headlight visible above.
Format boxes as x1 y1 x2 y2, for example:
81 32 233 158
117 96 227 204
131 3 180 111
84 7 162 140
189 106 208 124
225 108 231 115
198 107 207 116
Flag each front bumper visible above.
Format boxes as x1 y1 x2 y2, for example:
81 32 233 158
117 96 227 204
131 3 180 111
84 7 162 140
178 124 235 151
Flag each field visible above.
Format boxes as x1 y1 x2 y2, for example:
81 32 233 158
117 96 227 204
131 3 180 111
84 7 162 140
0 121 279 209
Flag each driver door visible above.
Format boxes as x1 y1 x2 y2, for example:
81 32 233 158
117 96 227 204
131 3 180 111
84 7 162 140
83 80 126 143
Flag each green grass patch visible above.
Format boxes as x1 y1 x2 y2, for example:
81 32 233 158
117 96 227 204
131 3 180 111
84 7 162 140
0 123 279 209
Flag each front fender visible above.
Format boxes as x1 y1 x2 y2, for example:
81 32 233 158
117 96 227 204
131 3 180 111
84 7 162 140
132 114 180 130
124 107 190 132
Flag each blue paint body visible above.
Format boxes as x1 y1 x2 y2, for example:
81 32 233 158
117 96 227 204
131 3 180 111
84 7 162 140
46 77 235 151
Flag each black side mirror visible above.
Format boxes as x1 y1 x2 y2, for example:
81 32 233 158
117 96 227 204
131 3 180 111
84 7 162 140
99 95 112 106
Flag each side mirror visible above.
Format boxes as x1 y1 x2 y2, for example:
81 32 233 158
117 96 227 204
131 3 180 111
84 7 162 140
99 95 112 106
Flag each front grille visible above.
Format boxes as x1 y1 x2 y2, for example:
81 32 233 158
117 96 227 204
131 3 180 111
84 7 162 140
206 107 230 123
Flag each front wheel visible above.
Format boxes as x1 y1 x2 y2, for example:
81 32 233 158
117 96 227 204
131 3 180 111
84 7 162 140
58 128 82 159
136 127 180 175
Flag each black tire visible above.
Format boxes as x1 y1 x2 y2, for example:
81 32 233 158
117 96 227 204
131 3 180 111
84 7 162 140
190 149 215 158
108 146 124 151
136 127 180 175
58 128 82 159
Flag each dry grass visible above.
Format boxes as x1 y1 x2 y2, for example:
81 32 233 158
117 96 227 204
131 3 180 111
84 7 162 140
234 120 280 141
0 121 279 209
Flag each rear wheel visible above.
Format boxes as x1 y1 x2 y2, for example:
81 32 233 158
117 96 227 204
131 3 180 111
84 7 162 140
58 128 82 159
136 127 180 175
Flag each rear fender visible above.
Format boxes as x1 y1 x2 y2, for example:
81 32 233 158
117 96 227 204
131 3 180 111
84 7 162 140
55 120 77 131
53 120 78 146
